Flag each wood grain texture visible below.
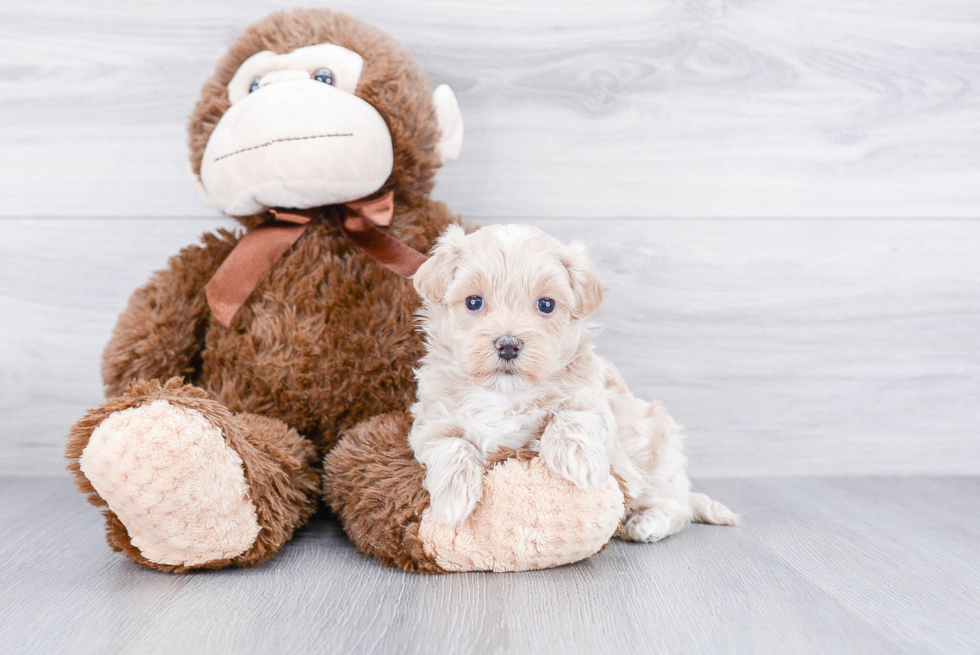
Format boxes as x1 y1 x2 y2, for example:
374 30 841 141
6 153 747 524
1 216 977 476
1 0 979 218
0 476 977 654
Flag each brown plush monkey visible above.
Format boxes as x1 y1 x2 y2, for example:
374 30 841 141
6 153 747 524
66 9 623 573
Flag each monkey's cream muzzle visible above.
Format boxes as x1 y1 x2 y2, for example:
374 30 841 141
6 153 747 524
201 76 394 217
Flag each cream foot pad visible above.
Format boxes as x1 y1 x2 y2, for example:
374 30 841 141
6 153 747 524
419 456 625 572
79 400 260 566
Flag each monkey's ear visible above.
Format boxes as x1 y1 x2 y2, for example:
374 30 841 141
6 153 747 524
433 84 463 163
413 223 467 304
561 242 607 319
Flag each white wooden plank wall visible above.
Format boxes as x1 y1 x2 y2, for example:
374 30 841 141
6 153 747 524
2 0 979 219
1 0 978 475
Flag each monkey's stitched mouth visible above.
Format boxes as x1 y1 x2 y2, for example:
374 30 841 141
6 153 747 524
212 133 354 163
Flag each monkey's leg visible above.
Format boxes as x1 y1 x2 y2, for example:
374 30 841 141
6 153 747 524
66 378 319 572
324 412 626 573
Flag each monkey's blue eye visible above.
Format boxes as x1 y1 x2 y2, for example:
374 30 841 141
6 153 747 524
537 298 555 314
249 78 261 93
466 296 484 311
313 68 334 85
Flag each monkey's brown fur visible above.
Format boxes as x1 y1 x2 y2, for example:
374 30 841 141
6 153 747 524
66 9 456 572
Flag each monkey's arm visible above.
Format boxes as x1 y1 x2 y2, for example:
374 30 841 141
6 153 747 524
101 230 236 398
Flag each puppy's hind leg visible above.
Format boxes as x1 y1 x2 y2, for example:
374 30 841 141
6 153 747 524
617 401 738 542
617 404 695 543
690 492 740 526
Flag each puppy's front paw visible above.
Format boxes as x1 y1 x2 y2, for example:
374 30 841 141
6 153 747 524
425 460 484 527
541 431 610 492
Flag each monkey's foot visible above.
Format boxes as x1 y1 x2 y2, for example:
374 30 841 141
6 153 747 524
67 378 319 572
79 399 261 567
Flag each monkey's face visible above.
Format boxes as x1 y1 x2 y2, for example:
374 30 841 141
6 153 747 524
198 43 396 216
189 11 463 219
193 15 465 219
200 43 394 216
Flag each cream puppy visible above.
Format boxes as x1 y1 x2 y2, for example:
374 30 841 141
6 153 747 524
409 224 738 541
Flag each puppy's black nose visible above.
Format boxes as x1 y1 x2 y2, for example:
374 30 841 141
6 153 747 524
495 335 523 361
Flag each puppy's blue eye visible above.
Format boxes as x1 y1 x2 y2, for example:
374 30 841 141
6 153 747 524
249 78 261 93
466 296 484 311
313 68 334 85
537 298 555 314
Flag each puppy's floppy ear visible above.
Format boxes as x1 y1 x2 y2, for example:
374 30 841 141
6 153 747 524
561 242 606 319
413 223 468 304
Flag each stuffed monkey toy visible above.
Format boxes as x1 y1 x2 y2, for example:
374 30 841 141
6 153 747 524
66 9 624 573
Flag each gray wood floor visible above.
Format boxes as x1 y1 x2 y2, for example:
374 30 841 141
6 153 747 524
1 476 977 655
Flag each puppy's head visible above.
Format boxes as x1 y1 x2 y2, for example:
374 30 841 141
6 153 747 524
414 224 606 388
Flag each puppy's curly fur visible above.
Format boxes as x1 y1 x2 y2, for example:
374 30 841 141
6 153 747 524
410 224 739 540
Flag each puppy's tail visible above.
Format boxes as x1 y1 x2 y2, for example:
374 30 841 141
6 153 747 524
690 492 740 526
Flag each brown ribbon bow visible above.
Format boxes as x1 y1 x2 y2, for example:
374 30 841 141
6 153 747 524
204 191 427 328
